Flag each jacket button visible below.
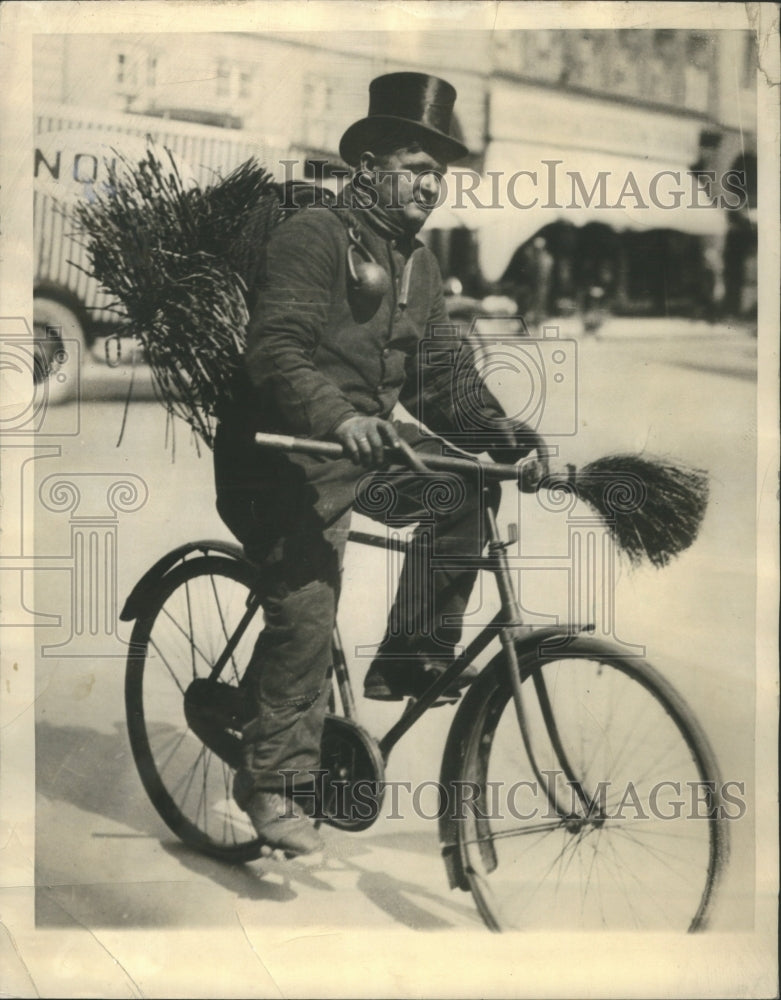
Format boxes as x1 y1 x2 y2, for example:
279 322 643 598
382 348 390 358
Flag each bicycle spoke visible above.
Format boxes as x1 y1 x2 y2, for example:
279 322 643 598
582 830 604 922
198 750 211 836
148 636 188 695
155 727 192 778
209 572 242 685
126 557 263 860
169 742 206 814
507 825 594 921
610 824 709 887
598 834 646 928
219 761 236 844
184 577 196 679
456 818 570 848
601 831 687 926
159 605 214 673
592 843 608 928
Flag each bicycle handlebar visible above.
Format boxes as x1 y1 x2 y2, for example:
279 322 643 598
254 431 544 486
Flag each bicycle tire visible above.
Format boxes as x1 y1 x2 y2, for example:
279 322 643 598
125 554 265 862
444 635 729 932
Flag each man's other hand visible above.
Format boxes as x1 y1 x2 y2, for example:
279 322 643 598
487 417 538 464
334 416 403 467
519 455 548 493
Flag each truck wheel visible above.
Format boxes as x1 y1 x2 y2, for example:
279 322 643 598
33 297 85 404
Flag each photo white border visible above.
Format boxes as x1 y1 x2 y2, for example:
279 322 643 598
1 2 777 996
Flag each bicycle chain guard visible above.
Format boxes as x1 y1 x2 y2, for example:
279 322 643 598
182 685 386 833
317 714 386 833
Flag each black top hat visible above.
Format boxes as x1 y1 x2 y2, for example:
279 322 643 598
339 72 469 166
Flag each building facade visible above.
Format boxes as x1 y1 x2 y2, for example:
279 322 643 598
34 28 758 318
482 29 756 318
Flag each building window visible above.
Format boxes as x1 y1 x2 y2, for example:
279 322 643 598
610 30 644 96
653 27 676 55
301 74 337 150
646 28 680 104
684 32 712 111
147 56 157 88
493 33 523 74
523 30 564 82
566 30 608 90
216 61 231 97
115 50 139 92
215 60 251 101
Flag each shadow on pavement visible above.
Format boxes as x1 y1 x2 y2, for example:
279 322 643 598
36 719 153 835
35 720 482 931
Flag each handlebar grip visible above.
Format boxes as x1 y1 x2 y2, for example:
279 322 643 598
253 432 343 458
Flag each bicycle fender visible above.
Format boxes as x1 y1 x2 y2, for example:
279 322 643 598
438 625 591 893
119 539 247 621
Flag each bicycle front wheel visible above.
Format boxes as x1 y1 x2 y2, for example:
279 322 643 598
125 555 264 862
447 636 729 932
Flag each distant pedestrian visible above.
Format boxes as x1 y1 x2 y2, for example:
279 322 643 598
582 285 605 338
528 236 553 327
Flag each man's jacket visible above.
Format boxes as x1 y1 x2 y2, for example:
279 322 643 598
239 202 505 449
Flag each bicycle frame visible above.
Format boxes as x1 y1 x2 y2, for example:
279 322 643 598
122 437 728 932
339 499 593 825
364 500 530 762
193 481 582 785
120 437 587 808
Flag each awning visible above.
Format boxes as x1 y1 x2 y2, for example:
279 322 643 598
429 142 728 282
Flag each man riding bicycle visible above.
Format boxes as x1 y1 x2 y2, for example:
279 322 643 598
213 73 535 855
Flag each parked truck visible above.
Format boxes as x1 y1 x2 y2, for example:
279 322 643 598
34 103 285 401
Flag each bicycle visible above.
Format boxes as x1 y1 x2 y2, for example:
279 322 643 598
121 433 729 932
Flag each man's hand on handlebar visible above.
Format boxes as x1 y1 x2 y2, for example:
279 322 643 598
487 417 537 464
484 418 550 492
334 415 403 468
519 454 549 493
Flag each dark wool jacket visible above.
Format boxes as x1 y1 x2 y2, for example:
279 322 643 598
240 202 505 448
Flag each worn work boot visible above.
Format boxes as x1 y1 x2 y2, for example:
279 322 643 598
363 655 479 702
240 789 324 857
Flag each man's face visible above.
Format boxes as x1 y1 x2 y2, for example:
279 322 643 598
366 147 446 230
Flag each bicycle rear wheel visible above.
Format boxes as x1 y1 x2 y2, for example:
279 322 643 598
446 636 729 932
125 555 264 862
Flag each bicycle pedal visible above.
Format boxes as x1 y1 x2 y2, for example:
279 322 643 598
406 694 458 710
259 843 326 864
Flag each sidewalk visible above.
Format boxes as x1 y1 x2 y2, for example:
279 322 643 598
473 312 757 381
553 315 757 381
542 314 756 341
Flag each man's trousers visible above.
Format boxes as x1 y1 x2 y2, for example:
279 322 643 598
213 418 499 799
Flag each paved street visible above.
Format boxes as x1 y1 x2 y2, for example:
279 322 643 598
16 322 762 994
